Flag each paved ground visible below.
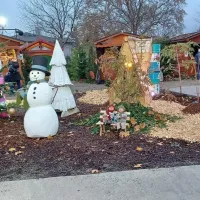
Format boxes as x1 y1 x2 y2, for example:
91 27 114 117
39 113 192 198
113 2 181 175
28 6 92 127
0 165 200 200
6 80 198 101
160 79 200 96
160 79 197 90
71 81 106 92
170 85 200 96
6 81 107 100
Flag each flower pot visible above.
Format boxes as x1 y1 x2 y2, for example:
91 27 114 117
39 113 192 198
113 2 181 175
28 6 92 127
0 75 5 85
0 111 9 118
0 96 5 103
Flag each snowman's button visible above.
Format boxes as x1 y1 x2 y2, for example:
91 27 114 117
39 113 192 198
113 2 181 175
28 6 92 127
33 97 36 99
34 87 37 90
33 92 36 94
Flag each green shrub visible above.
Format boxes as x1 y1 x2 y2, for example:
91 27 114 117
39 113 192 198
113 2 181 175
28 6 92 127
21 54 32 85
75 102 180 134
67 43 98 82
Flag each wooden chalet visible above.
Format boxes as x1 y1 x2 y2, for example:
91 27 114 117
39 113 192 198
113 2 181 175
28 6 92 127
170 32 200 77
0 34 24 75
20 39 54 56
95 32 140 57
20 39 55 70
94 32 149 82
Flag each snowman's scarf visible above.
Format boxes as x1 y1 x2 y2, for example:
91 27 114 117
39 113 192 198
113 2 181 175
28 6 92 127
16 79 46 109
27 79 46 90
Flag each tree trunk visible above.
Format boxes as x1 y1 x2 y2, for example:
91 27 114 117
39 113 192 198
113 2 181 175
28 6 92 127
176 48 182 94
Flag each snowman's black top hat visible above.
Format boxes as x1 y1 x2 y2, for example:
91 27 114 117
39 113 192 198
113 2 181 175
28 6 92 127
31 56 50 76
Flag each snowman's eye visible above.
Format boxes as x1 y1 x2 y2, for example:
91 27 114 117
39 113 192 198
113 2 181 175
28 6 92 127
37 72 39 74
32 72 33 74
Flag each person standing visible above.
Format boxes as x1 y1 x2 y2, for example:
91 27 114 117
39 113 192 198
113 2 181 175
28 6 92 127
195 49 200 80
8 61 22 90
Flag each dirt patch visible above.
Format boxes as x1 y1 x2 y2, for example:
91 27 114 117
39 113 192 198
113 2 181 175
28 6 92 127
182 103 200 115
1 95 200 182
1 92 200 182
1 115 200 182
154 88 198 104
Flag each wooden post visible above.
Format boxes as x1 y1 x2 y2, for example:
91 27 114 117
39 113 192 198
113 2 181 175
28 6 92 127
16 49 23 86
100 125 103 136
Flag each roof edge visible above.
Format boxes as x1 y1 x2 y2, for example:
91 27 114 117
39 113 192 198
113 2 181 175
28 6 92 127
94 32 140 44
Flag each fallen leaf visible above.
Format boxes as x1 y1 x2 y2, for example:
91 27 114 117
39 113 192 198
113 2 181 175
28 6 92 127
140 123 146 129
114 141 119 144
136 147 143 151
134 125 140 132
15 151 23 155
91 169 100 174
161 117 168 122
170 151 175 154
134 164 142 168
20 146 25 149
47 136 53 140
9 148 16 152
119 131 130 138
157 142 163 146
155 114 162 120
148 110 154 115
127 124 131 128
19 131 25 135
130 117 137 125
4 141 8 146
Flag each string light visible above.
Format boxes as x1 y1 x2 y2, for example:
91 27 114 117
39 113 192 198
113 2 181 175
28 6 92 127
0 16 7 27
125 62 133 70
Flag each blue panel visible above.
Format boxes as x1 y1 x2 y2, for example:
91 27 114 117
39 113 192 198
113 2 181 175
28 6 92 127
149 62 160 72
149 72 160 84
152 44 161 53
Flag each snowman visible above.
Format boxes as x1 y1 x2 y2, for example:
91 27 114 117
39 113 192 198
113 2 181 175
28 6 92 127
24 56 59 138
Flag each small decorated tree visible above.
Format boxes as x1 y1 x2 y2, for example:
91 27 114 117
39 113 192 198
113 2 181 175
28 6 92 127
98 47 151 105
49 40 79 117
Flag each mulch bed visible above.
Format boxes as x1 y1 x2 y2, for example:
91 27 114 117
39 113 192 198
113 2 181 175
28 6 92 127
154 90 200 114
182 103 200 114
154 90 197 106
0 93 200 182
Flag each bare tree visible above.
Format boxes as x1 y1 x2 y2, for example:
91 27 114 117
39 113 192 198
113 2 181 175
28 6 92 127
19 0 85 43
80 0 186 41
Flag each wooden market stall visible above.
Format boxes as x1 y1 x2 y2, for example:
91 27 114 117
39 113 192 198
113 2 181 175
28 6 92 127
0 34 24 75
94 32 140 81
20 39 55 70
170 32 200 77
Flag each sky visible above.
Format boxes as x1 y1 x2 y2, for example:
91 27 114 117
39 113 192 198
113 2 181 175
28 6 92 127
0 0 199 35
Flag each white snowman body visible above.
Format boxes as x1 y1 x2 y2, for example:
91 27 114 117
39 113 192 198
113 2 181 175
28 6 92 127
24 70 59 138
